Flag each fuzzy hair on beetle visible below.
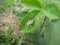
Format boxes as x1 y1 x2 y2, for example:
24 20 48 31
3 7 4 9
25 19 35 27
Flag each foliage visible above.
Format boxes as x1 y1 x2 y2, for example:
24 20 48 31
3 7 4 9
0 0 60 45
0 0 15 13
20 0 60 45
20 0 60 32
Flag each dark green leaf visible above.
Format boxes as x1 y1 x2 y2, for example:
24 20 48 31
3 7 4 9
44 20 60 45
49 20 60 45
19 10 41 33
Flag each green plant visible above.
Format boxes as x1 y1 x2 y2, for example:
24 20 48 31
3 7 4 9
19 0 60 45
0 0 16 45
0 0 60 45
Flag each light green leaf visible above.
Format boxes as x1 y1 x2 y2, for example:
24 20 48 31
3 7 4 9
44 4 60 19
19 10 41 33
49 21 60 45
44 21 55 45
51 0 60 3
21 0 42 10
44 20 60 45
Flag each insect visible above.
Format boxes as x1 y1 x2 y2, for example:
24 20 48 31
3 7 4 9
25 19 35 27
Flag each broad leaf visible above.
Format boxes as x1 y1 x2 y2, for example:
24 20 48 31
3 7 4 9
49 20 60 45
44 21 55 45
44 4 60 19
44 20 60 45
51 0 60 3
19 10 41 33
16 12 28 20
21 0 42 10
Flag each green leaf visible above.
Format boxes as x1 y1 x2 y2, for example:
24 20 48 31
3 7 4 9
19 10 41 33
51 0 60 3
16 12 28 20
44 21 55 45
44 4 60 19
44 20 60 45
21 0 42 10
49 21 60 45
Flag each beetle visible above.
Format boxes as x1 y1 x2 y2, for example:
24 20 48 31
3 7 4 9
25 19 35 27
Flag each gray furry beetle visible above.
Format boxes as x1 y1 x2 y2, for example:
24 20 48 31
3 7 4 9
25 19 35 27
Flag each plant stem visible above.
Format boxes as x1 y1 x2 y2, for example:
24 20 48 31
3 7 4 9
5 6 13 45
39 9 47 33
18 33 25 45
